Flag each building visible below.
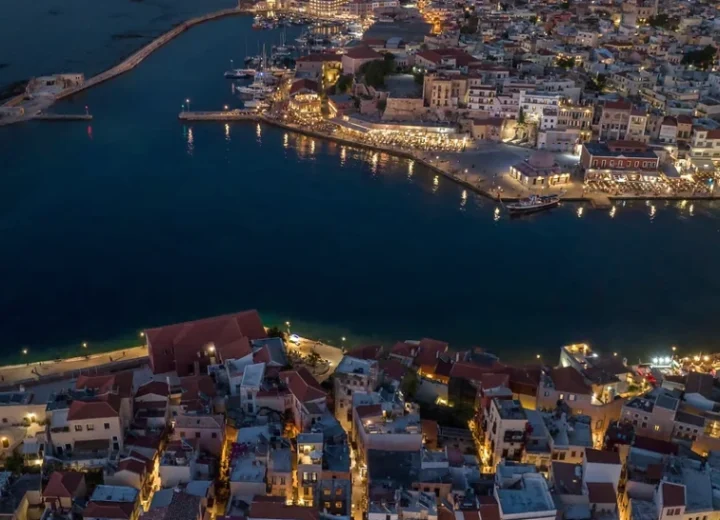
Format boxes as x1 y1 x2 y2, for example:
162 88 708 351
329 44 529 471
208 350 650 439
494 462 557 520
85 485 140 520
280 368 328 433
341 46 383 75
239 362 266 414
158 439 206 488
423 73 468 109
509 151 571 187
267 445 292 501
307 0 346 17
295 54 342 79
42 471 87 511
519 91 563 123
598 100 632 141
144 310 266 375
0 391 47 426
580 141 661 182
471 118 504 141
172 414 224 456
354 405 422 461
334 355 379 433
690 128 720 160
620 391 679 442
142 487 207 520
467 80 497 112
482 399 528 469
48 395 125 462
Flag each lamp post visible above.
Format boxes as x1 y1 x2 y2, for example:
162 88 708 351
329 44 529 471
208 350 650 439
186 99 191 112
286 321 291 335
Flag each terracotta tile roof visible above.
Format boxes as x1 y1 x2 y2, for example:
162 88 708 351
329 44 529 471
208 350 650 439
661 482 685 508
587 482 617 504
118 458 147 476
142 491 202 520
253 346 271 364
633 435 679 455
549 367 591 395
585 449 621 465
438 505 455 520
449 362 492 381
434 358 453 378
180 375 217 403
479 496 500 520
416 50 443 64
355 404 382 419
603 100 631 110
297 53 342 63
662 116 677 126
379 359 407 382
279 367 326 403
473 117 505 127
706 129 720 139
84 502 136 520
126 432 163 451
67 395 121 421
136 381 170 398
344 345 383 360
345 46 382 60
76 371 134 398
290 79 319 95
43 471 85 499
248 501 319 520
676 115 693 124
145 310 265 371
390 341 415 358
479 373 510 390
414 338 449 367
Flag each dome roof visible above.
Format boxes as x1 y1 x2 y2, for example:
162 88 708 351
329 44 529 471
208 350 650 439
528 151 554 169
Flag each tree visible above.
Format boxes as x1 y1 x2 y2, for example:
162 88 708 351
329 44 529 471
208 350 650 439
682 45 717 70
413 71 425 85
401 371 419 400
556 56 575 69
2 452 24 473
336 74 353 94
306 350 321 368
266 326 286 339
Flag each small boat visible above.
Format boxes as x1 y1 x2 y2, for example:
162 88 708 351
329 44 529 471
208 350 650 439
505 193 561 215
224 68 256 79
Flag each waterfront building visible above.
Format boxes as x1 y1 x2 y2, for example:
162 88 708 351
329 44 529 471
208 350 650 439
690 127 720 160
422 72 468 109
467 79 497 112
307 0 347 17
144 310 266 376
341 46 383 75
295 53 342 80
580 141 661 182
482 398 528 470
509 151 571 187
519 90 563 123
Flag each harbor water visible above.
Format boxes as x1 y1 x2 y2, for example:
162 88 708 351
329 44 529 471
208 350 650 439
1 3 720 363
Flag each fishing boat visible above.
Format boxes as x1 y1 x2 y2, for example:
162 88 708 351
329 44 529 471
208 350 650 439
224 68 256 79
505 193 561 215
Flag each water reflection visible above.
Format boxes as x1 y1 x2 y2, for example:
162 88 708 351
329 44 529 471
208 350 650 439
224 123 230 141
649 204 656 220
609 206 616 219
577 206 584 218
460 190 467 210
283 133 289 149
494 207 500 222
408 160 414 178
186 127 194 156
432 175 439 194
340 146 346 166
690 203 695 216
256 123 262 143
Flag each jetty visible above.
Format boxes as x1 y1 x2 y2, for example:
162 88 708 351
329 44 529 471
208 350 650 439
56 7 248 100
35 113 93 121
178 110 261 121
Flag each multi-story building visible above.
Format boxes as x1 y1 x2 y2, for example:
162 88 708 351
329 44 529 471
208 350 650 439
482 399 528 470
620 392 679 442
519 90 563 123
296 433 323 506
307 0 347 17
267 445 292 501
353 405 422 462
159 439 208 488
173 414 224 456
467 79 497 112
581 141 661 182
598 100 632 141
690 127 720 159
423 73 468 109
544 412 592 464
280 368 328 433
48 394 125 461
85 485 141 520
144 310 266 376
334 355 379 433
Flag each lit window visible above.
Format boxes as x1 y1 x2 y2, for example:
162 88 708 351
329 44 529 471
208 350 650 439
654 425 660 432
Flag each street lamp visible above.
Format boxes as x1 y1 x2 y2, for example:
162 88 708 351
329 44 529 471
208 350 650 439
224 105 229 111
139 331 145 338
536 354 541 359
22 348 28 355
286 321 291 335
82 342 88 348
186 99 191 112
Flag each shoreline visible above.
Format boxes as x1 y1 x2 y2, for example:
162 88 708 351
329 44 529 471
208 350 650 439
194 114 720 206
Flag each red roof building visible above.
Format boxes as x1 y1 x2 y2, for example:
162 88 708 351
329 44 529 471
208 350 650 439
144 310 265 375
43 471 87 509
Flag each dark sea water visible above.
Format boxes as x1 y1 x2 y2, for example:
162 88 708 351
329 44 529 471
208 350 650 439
1 3 720 364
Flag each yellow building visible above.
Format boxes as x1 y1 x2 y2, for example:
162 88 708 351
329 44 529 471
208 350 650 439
308 0 347 17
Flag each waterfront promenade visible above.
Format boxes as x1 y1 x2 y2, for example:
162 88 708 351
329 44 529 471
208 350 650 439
0 346 148 387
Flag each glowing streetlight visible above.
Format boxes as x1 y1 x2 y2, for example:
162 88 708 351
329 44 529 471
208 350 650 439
671 346 677 352
613 352 617 356
703 355 710 362
139 331 145 338
186 98 191 111
22 348 28 355
82 342 88 348
536 354 541 359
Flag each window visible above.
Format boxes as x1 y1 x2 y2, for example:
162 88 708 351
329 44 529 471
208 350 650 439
75 425 83 432
571 451 576 458
336 488 343 495
642 423 647 429
335 502 343 509
195 432 201 438
280 477 285 485
543 391 550 397
324 489 331 496
654 425 660 432
87 424 95 431
325 502 331 510
104 423 110 430
180 432 186 438
211 432 217 439
1 438 8 449
569 394 577 401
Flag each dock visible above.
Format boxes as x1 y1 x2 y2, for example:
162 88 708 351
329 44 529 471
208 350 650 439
178 110 261 121
35 113 93 121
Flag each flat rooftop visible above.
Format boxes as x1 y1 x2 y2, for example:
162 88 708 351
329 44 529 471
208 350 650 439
0 392 33 406
90 485 139 503
364 412 421 435
241 362 265 387
495 399 527 421
336 355 376 377
496 474 555 515
230 454 266 482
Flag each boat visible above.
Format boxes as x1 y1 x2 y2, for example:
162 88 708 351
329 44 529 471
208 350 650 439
224 68 256 79
505 193 561 215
